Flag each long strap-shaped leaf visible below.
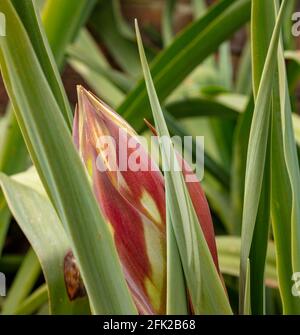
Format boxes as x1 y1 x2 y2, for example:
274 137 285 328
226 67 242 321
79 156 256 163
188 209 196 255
267 0 300 314
0 0 98 254
276 11 300 308
216 236 277 288
244 259 251 315
245 0 274 315
136 21 232 315
166 208 188 315
239 0 288 312
279 63 300 273
0 0 136 314
119 0 251 131
11 0 73 127
42 0 97 68
90 1 144 78
1 248 40 315
0 169 90 314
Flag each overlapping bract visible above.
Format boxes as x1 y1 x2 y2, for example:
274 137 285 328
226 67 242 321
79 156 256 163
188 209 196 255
73 86 220 314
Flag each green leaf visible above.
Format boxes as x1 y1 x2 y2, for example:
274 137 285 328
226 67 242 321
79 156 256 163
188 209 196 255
162 0 176 47
0 108 29 175
0 0 97 255
136 20 232 315
42 0 97 67
216 236 277 288
1 249 41 315
67 29 128 107
192 0 207 18
90 1 147 78
165 95 241 119
270 68 300 314
269 0 300 315
239 0 288 313
0 193 11 256
112 0 135 40
219 42 233 90
0 0 136 314
164 111 230 189
236 39 252 95
15 284 48 315
0 107 29 255
230 98 254 235
277 22 300 303
231 3 275 314
206 48 234 176
0 254 23 274
292 113 300 146
119 0 251 131
166 213 188 315
68 30 134 93
285 50 300 92
282 0 296 49
0 169 89 314
244 259 251 315
202 175 232 233
12 0 72 126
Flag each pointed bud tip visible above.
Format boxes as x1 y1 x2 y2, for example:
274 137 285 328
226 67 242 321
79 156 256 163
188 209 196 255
76 84 84 95
76 85 110 115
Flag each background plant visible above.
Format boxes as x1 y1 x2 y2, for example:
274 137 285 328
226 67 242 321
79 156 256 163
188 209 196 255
0 0 299 315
